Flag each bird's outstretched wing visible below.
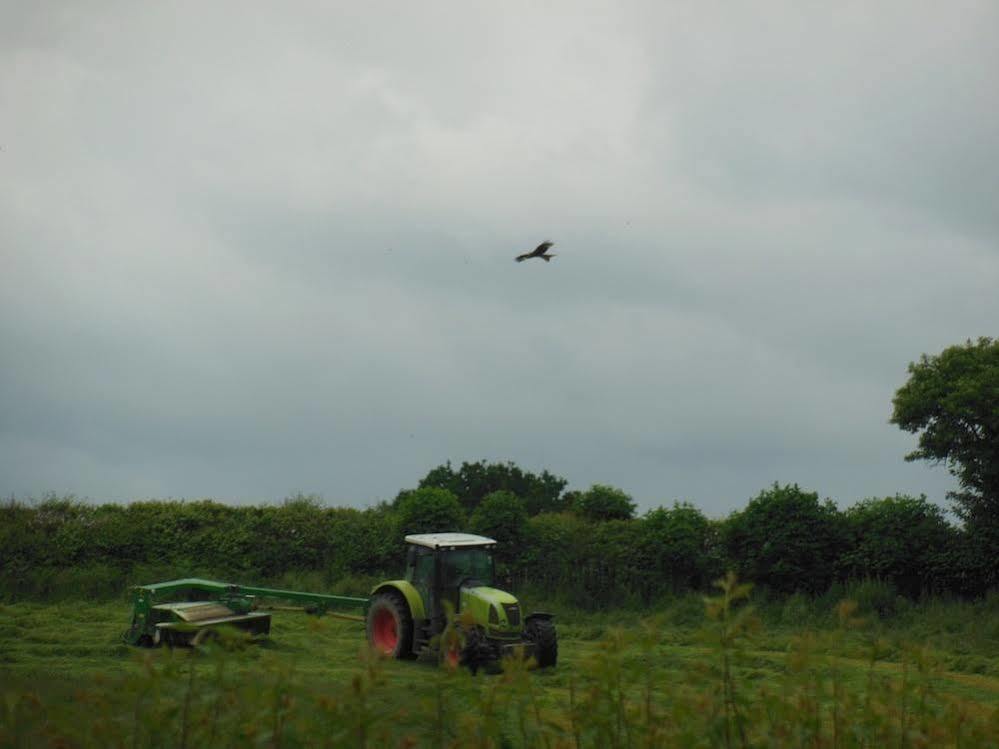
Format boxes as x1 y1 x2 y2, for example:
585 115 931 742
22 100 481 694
515 240 554 262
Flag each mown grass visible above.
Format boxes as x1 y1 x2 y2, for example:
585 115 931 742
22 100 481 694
2 578 998 747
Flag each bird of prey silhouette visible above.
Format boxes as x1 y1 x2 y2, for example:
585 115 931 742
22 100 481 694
515 240 556 263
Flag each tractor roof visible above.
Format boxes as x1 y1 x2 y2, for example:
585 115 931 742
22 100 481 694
405 533 497 549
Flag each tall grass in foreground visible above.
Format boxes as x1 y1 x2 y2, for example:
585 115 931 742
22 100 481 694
2 576 997 748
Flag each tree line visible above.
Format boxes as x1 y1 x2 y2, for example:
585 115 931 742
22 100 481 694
0 474 993 605
2 338 995 604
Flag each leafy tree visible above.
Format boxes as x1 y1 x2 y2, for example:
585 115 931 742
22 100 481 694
260 497 331 571
469 491 528 559
722 483 848 594
891 338 999 528
572 484 636 522
282 491 325 509
560 490 584 510
641 502 721 592
841 494 957 596
394 487 465 535
891 338 999 590
590 519 648 606
414 460 568 515
520 512 593 604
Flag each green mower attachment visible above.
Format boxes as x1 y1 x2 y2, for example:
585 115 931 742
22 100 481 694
123 578 369 647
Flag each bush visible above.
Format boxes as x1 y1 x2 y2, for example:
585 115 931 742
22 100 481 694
588 519 648 606
518 512 591 599
469 491 528 564
572 484 636 522
841 578 906 619
641 502 721 593
413 460 568 515
842 494 958 596
394 488 465 535
721 483 849 594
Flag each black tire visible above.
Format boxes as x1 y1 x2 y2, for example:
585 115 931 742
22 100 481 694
367 591 414 659
460 627 495 675
524 618 557 668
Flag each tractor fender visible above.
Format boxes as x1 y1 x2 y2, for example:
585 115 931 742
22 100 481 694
370 580 426 621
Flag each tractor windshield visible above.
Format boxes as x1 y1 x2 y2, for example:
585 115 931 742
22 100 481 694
442 548 494 588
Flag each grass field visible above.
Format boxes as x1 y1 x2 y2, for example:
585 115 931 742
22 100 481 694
2 581 999 747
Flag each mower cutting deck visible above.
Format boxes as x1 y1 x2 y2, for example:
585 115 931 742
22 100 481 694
123 578 368 647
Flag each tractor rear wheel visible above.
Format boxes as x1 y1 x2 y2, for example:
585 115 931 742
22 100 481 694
367 592 413 659
524 618 557 668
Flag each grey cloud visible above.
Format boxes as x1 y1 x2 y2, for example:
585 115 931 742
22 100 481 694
2 1 995 514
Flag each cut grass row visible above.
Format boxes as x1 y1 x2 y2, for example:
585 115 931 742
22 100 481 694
2 583 998 747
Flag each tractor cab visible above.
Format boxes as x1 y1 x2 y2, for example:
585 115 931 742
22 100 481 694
404 533 497 620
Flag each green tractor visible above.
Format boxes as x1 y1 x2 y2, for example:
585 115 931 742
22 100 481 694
367 533 556 671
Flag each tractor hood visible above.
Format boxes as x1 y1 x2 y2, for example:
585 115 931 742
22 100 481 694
459 586 523 634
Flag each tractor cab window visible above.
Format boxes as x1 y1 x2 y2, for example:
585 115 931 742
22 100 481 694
409 547 435 588
442 548 494 588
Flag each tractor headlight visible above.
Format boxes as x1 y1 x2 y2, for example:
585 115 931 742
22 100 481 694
489 605 499 625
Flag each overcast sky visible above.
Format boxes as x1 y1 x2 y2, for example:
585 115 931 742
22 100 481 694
2 1 996 516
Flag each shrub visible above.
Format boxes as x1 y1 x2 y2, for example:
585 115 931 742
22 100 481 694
721 483 848 594
518 512 591 598
641 502 720 593
572 484 636 522
414 460 568 515
842 494 958 596
469 491 528 563
394 488 465 535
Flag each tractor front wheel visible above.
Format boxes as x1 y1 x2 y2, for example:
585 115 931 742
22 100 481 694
367 592 413 659
439 625 463 670
524 618 557 668
460 628 495 675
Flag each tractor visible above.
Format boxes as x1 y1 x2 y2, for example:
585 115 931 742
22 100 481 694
366 533 557 670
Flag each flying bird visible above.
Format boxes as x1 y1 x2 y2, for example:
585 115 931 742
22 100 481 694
515 240 556 263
